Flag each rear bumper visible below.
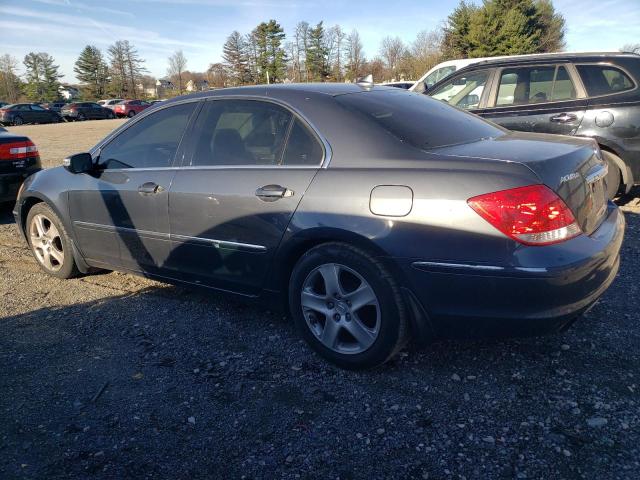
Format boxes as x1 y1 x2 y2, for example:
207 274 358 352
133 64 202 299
398 203 625 339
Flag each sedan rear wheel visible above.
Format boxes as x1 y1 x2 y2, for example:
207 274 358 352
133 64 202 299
127 110 136 118
27 203 79 279
78 113 86 121
289 242 408 369
14 116 23 126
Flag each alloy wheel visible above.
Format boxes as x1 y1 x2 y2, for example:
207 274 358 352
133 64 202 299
301 263 380 355
14 116 23 125
29 214 64 272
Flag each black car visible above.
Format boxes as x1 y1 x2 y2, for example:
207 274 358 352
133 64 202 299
43 102 68 113
0 127 41 203
61 102 116 121
0 103 63 126
427 52 640 198
13 84 624 369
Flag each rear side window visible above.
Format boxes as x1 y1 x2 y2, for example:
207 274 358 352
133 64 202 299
99 102 195 169
576 65 635 96
337 89 504 150
496 65 576 106
282 119 323 166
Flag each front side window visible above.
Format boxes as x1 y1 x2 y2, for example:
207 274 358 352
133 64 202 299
430 70 489 110
423 66 456 90
99 102 195 169
191 100 291 167
30 105 46 111
496 65 576 106
576 65 635 96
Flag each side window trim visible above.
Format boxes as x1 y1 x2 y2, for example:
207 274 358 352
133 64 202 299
486 62 585 109
180 96 327 169
95 99 201 171
574 62 637 99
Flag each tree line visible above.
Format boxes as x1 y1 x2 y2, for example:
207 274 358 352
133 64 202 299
1 0 617 102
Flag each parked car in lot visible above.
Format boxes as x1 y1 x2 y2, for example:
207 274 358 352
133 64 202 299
112 99 151 118
378 81 415 90
411 58 490 93
0 102 8 109
61 102 116 121
42 101 68 113
426 52 640 198
0 103 63 125
0 126 41 203
13 84 624 369
97 98 124 109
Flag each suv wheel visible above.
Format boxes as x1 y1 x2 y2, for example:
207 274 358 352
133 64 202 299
14 116 23 125
289 242 407 369
27 203 79 279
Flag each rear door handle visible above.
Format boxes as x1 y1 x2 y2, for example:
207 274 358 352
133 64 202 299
550 113 578 123
138 182 164 195
255 184 294 201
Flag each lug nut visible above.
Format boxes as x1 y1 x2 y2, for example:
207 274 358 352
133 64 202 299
345 313 351 321
334 313 341 321
327 302 335 309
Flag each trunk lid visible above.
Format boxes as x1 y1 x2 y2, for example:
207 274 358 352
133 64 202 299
431 132 609 235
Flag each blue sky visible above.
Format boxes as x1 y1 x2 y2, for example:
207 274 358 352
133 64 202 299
1 0 639 82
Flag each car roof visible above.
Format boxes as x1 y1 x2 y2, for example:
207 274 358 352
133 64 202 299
459 51 640 69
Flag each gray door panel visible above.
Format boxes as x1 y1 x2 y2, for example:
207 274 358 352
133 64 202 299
167 168 317 294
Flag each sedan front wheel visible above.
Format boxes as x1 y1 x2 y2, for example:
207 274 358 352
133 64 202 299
27 203 79 279
289 242 408 369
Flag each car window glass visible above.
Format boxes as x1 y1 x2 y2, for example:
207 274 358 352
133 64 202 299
17 105 30 110
430 70 488 110
336 89 504 150
496 66 575 106
282 119 323 166
30 105 45 111
424 65 456 88
576 65 634 96
99 102 195 169
191 100 292 167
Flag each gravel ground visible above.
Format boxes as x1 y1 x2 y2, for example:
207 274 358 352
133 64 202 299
0 121 639 479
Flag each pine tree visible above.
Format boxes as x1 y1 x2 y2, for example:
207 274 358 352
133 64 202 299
23 52 62 102
74 45 109 100
222 31 251 86
306 22 329 82
252 20 286 84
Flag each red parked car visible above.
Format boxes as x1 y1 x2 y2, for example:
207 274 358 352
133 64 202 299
112 100 151 118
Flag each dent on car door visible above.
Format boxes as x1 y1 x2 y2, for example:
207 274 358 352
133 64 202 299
478 65 587 135
167 99 324 295
68 101 198 271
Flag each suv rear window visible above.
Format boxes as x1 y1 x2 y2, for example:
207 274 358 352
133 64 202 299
335 90 504 150
576 65 635 96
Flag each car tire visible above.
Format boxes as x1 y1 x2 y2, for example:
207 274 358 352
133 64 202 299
14 116 23 126
127 110 136 118
26 203 79 279
78 113 86 121
107 111 115 119
289 242 408 369
602 150 622 199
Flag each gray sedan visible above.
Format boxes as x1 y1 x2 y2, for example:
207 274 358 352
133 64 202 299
13 84 624 369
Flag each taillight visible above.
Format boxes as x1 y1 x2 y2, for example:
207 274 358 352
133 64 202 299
467 184 581 246
0 140 38 160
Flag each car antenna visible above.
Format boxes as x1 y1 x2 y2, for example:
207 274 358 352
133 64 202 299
356 74 374 91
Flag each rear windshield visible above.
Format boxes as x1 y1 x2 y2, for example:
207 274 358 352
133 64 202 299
335 89 504 150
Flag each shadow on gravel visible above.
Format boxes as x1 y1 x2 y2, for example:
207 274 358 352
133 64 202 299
0 203 15 224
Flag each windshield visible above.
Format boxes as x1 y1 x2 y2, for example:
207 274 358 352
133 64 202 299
335 89 504 150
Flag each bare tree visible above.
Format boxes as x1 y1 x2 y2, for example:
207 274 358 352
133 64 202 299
345 29 365 81
168 50 188 94
0 54 21 102
207 63 228 88
379 36 406 80
621 43 640 54
407 29 443 79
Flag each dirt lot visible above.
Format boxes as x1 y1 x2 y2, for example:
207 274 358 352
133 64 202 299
5 119 127 169
1 121 639 479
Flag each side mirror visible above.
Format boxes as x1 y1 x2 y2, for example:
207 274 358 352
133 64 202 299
63 152 93 174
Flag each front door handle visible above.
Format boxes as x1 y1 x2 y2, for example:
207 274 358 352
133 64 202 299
255 184 294 201
138 182 164 196
550 113 578 123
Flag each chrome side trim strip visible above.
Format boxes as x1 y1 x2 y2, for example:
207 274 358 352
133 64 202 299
413 261 505 271
412 261 550 274
74 221 267 252
171 234 267 252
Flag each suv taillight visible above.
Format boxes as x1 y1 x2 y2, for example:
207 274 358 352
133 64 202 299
467 184 581 246
0 140 38 160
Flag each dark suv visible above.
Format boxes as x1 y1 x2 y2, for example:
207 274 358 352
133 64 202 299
427 52 640 198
